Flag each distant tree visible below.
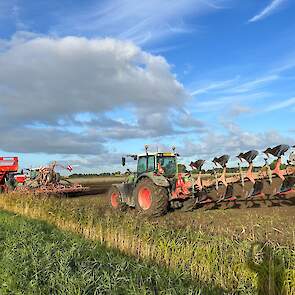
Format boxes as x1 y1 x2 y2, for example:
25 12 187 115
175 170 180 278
112 171 121 176
98 172 111 176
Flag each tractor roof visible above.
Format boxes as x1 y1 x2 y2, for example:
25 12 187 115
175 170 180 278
138 152 176 157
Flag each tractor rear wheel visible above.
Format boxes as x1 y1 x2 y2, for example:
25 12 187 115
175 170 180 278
108 186 127 211
134 178 169 217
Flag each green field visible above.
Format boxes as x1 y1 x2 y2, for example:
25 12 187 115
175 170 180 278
0 210 220 295
0 193 295 294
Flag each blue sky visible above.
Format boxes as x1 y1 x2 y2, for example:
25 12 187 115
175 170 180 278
0 0 294 173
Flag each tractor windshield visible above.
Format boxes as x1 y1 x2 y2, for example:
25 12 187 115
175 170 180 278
157 156 177 177
137 156 155 175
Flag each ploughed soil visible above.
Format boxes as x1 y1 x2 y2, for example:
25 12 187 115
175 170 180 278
68 178 295 245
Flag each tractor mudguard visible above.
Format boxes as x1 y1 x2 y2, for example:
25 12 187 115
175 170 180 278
112 183 135 206
137 173 170 187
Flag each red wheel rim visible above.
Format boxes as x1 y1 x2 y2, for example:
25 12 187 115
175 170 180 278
111 192 119 208
138 187 152 210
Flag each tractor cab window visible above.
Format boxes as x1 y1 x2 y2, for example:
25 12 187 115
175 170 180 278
157 156 177 177
137 156 155 175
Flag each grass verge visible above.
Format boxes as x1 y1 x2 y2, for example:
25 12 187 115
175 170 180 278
0 193 294 294
0 210 224 295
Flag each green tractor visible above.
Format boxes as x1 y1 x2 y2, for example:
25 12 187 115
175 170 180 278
108 146 199 217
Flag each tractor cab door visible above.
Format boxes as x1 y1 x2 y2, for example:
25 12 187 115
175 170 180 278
137 156 155 176
156 155 177 178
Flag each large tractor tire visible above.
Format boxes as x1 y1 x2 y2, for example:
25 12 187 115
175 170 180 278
108 186 127 211
134 178 169 217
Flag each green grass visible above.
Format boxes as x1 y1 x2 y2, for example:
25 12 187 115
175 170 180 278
0 210 225 295
0 193 295 294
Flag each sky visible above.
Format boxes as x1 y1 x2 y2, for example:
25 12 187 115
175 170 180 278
0 0 294 173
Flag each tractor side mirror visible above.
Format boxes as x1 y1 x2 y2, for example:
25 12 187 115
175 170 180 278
121 157 126 166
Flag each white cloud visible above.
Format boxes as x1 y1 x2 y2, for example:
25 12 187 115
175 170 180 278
0 33 189 154
271 54 295 74
180 121 293 165
248 0 287 23
190 77 237 96
228 104 252 117
192 92 268 113
52 0 225 45
188 74 281 114
227 75 279 93
190 74 279 99
0 127 106 155
0 34 186 123
264 97 295 112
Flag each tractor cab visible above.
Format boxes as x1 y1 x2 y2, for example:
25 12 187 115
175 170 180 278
121 146 179 180
137 152 177 178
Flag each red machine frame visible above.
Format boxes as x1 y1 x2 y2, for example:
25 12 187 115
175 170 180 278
0 157 19 191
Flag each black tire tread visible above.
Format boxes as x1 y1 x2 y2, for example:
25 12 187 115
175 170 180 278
135 178 169 217
108 186 127 212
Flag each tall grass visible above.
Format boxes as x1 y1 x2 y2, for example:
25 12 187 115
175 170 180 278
0 210 218 295
0 193 294 294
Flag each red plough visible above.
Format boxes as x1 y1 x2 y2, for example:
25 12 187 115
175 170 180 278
192 144 295 209
109 144 295 217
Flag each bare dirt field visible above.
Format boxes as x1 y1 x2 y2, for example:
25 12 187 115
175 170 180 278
67 177 295 245
68 176 126 195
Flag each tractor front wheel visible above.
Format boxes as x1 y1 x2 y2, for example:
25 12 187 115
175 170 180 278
108 186 127 211
134 178 169 217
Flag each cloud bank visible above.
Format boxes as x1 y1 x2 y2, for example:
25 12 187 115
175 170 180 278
0 33 189 155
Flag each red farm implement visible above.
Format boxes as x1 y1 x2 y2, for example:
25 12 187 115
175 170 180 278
15 162 89 197
0 157 88 196
109 144 295 217
0 157 19 192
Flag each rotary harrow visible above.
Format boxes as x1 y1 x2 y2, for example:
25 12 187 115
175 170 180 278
0 159 88 196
